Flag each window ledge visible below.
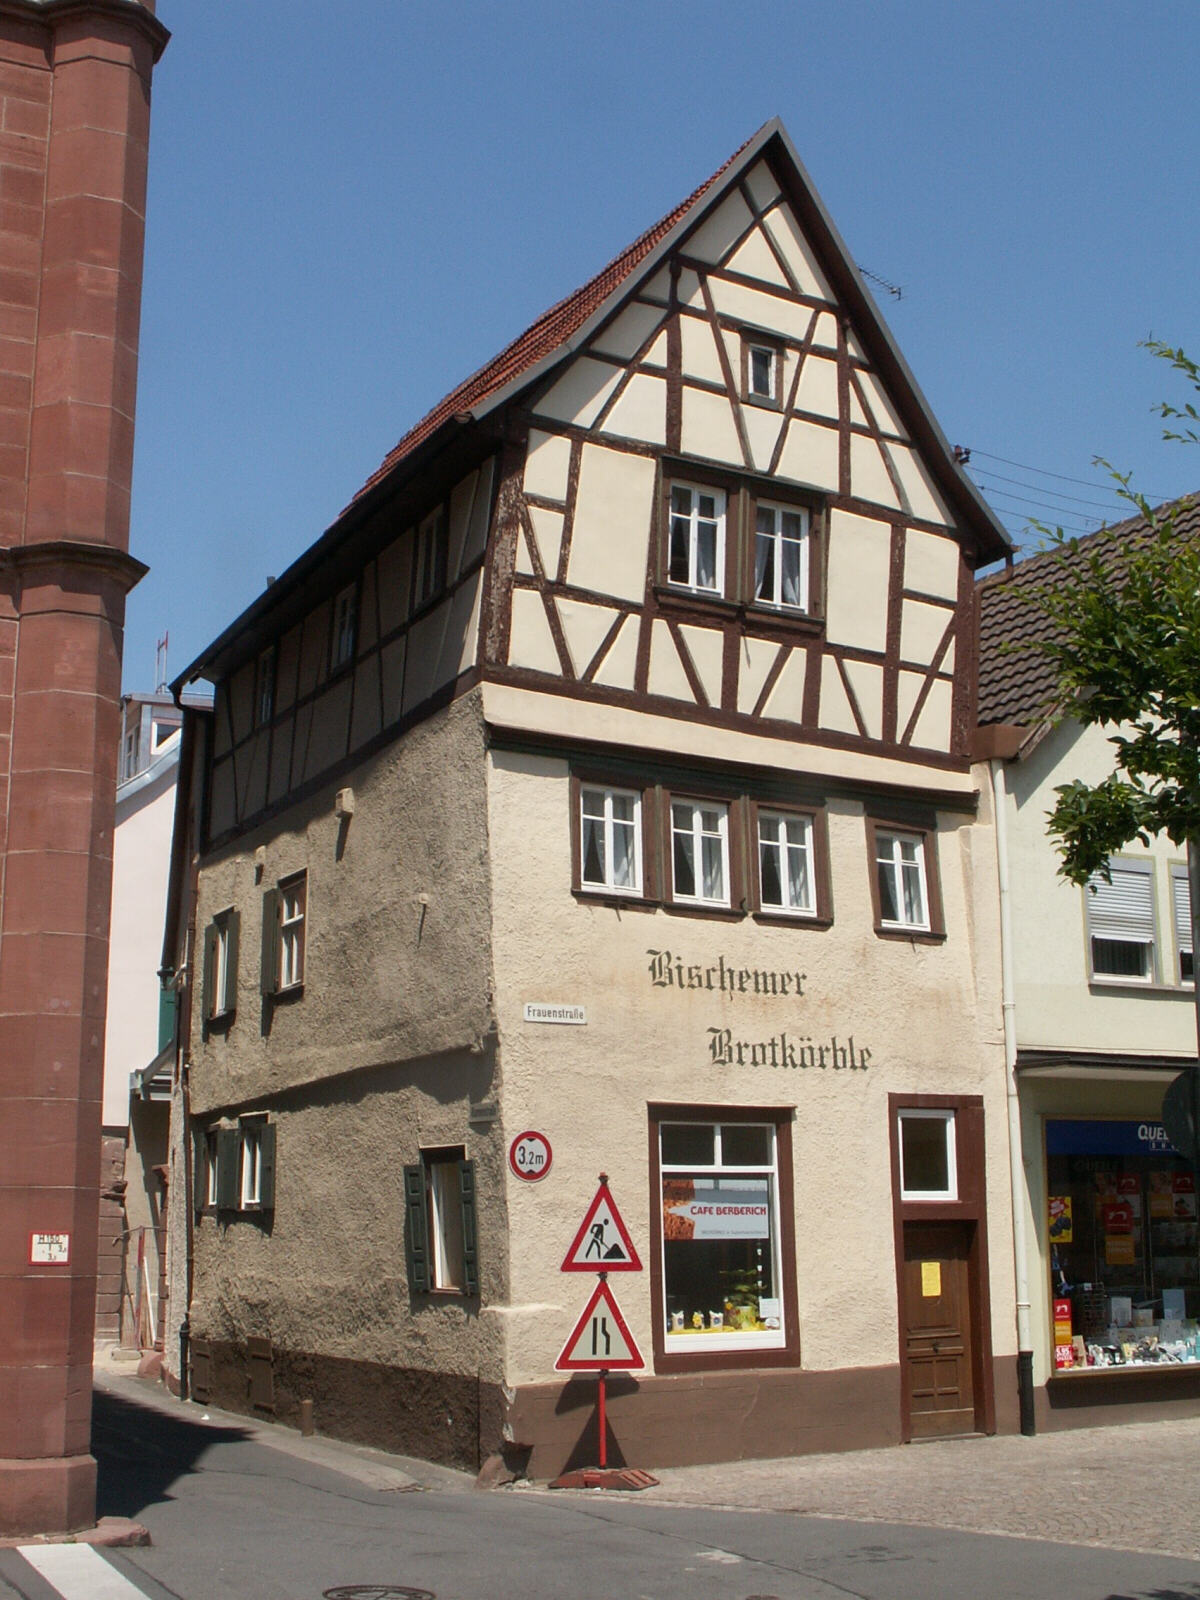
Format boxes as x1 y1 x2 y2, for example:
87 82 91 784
573 889 658 912
665 902 746 922
874 926 946 945
753 910 832 930
1087 979 1192 996
653 584 739 614
271 982 305 1003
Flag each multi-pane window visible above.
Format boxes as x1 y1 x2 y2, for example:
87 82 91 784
580 786 642 895
330 585 356 671
876 829 930 931
203 908 239 1022
1171 865 1193 984
1085 859 1155 982
240 1121 264 1208
659 1120 784 1352
279 876 306 989
667 484 725 594
754 503 808 611
671 800 729 906
897 1110 957 1201
758 811 815 916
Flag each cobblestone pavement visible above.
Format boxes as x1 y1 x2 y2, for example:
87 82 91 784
636 1419 1200 1560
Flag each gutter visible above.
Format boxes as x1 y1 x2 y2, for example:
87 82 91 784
990 756 1035 1433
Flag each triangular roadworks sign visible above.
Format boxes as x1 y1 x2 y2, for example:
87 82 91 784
562 1180 643 1272
555 1280 644 1371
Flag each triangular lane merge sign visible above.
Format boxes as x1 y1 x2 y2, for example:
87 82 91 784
562 1181 643 1272
555 1280 644 1371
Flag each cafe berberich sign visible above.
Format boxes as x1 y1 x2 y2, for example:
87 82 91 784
647 948 873 1071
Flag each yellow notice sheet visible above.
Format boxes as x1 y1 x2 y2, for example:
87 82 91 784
921 1260 941 1298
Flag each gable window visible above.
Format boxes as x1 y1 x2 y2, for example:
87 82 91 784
1085 859 1155 982
201 907 239 1023
330 585 357 672
580 785 642 896
655 1115 788 1357
1172 865 1193 984
261 871 306 997
757 810 815 917
413 509 447 610
754 503 809 612
255 646 275 727
404 1149 478 1296
897 1109 957 1201
671 798 730 907
667 483 725 595
875 828 931 932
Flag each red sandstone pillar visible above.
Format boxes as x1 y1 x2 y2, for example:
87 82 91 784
0 0 167 1537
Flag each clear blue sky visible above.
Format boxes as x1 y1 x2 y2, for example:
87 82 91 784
125 2 1199 691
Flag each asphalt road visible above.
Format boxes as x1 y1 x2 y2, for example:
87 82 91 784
5 1379 1200 1600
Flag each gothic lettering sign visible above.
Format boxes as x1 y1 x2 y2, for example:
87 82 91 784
646 949 875 1070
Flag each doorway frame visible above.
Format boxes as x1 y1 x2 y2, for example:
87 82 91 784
889 1093 996 1440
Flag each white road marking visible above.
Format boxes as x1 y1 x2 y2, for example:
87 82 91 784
696 1548 742 1562
19 1543 150 1599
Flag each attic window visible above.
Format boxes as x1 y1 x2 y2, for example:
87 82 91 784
743 339 780 407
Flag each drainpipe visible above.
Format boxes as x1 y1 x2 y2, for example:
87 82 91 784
991 758 1035 1434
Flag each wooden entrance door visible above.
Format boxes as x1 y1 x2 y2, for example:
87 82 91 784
902 1222 976 1439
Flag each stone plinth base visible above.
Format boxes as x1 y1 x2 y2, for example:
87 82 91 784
0 1453 96 1539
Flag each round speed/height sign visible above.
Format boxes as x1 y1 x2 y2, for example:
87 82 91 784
509 1130 553 1182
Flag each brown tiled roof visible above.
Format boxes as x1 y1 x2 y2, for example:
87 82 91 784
346 138 754 511
977 495 1200 727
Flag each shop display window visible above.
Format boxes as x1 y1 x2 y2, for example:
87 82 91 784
658 1119 785 1352
1045 1118 1200 1371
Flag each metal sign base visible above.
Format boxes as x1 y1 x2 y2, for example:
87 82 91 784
548 1467 659 1491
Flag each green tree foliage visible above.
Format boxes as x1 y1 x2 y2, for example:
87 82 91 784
1030 343 1199 886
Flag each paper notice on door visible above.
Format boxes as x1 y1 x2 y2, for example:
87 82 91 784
921 1260 941 1298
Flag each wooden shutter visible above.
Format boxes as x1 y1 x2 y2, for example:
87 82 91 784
201 922 216 1020
260 888 280 996
216 1128 239 1210
458 1159 479 1297
258 1121 277 1210
158 984 177 1053
225 910 240 1012
403 1163 430 1293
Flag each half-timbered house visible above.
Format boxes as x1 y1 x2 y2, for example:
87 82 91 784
165 120 1018 1475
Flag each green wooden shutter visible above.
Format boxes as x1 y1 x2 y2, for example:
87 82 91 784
225 910 240 1012
258 1121 276 1210
201 922 216 1019
260 888 280 996
216 1128 239 1210
403 1164 430 1293
458 1159 478 1297
158 984 178 1053
193 1126 207 1214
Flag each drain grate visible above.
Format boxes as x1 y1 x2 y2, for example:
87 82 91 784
323 1588 436 1599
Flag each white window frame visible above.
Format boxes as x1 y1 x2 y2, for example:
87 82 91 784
413 510 443 609
747 343 777 402
279 875 306 991
754 501 809 613
667 483 725 595
580 785 643 896
1085 858 1156 984
757 809 816 917
670 798 730 908
330 586 356 671
1171 863 1193 986
897 1109 958 1201
205 1129 220 1208
211 913 231 1017
659 1120 785 1354
876 828 930 932
239 1121 264 1209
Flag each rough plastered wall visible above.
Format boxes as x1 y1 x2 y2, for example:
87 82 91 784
186 691 509 1452
485 747 1014 1388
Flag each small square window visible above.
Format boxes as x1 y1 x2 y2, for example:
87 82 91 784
671 799 730 907
898 1110 957 1201
580 785 642 895
667 483 725 595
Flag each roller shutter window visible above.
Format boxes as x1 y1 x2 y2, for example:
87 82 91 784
1086 860 1155 981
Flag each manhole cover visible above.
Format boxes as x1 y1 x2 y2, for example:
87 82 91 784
323 1588 435 1599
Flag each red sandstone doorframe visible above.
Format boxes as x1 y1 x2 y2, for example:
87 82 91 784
888 1094 996 1441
